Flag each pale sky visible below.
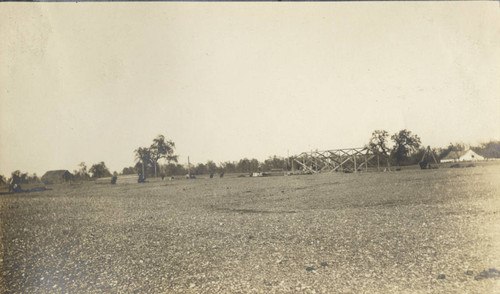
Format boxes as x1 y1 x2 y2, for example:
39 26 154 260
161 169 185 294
1 3 499 176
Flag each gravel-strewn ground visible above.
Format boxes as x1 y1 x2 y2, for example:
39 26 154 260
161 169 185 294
1 164 500 293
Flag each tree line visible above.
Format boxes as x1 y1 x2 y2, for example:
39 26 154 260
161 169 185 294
367 129 500 167
1 132 500 184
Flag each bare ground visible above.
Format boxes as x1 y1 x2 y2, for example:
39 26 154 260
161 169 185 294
1 164 500 293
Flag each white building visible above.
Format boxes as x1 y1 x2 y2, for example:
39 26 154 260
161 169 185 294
441 149 485 163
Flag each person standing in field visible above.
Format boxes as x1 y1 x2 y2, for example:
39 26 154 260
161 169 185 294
8 173 22 193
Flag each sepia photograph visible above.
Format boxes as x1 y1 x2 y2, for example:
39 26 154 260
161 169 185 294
1 2 499 293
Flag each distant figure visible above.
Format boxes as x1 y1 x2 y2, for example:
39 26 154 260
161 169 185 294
8 174 22 193
111 172 118 184
219 172 224 178
138 170 145 183
209 173 214 179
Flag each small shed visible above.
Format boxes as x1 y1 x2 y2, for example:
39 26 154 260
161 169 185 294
441 150 485 163
41 170 74 184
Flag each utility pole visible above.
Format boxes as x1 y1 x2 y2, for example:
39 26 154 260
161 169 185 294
287 149 290 172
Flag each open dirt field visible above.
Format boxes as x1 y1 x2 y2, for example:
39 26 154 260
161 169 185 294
1 164 500 293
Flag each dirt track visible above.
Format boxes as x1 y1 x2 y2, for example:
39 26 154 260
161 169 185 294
1 165 500 293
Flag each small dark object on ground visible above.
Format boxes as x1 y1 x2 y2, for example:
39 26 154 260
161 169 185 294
466 164 475 168
474 268 500 280
450 164 461 168
210 173 214 178
111 176 117 184
465 270 474 276
437 274 446 279
306 267 315 272
219 172 224 178
321 262 328 267
396 168 402 171
344 170 353 174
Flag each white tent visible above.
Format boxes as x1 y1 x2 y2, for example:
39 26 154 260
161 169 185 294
441 149 485 163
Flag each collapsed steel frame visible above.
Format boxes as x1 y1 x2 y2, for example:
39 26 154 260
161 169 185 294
292 147 389 173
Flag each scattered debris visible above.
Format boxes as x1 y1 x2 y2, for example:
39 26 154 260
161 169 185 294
306 267 315 272
321 262 328 267
437 274 446 279
465 270 474 276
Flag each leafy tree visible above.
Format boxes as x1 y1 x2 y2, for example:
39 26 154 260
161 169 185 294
74 162 90 180
20 172 29 184
163 163 187 176
367 130 392 167
368 130 391 156
391 129 421 165
121 166 137 175
220 161 237 173
262 156 286 172
250 159 260 172
237 158 251 173
134 147 153 178
474 140 500 158
150 135 178 178
206 161 218 174
89 162 112 178
194 163 207 175
33 173 40 183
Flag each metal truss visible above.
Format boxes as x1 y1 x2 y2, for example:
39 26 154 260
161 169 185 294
292 147 389 173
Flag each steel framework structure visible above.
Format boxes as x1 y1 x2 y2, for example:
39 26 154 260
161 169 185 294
292 147 389 173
